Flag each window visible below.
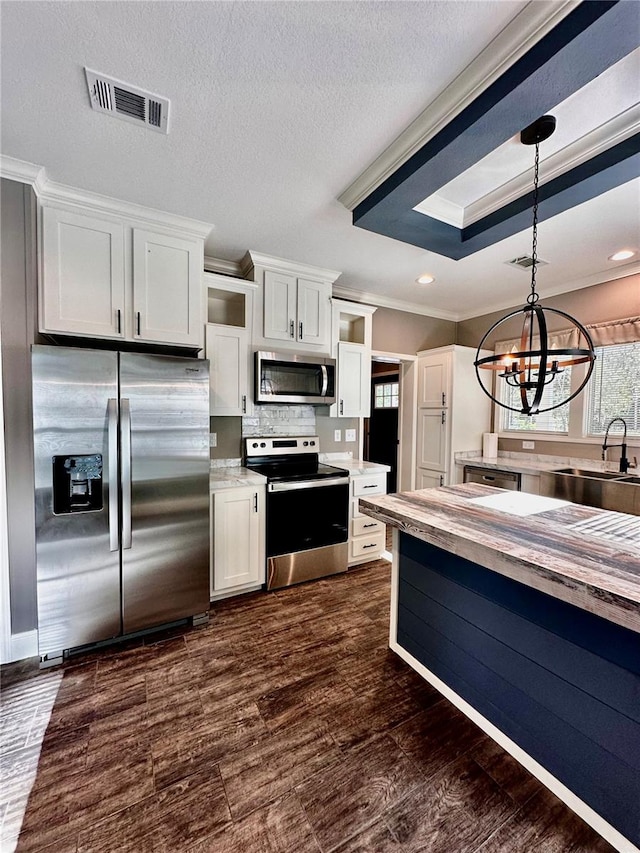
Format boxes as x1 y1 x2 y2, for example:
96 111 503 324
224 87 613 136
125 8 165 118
374 382 398 409
502 367 572 433
499 339 640 437
585 341 640 436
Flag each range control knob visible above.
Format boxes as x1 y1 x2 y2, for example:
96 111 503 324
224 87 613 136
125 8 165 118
310 440 316 446
252 442 258 448
303 441 308 446
260 442 266 448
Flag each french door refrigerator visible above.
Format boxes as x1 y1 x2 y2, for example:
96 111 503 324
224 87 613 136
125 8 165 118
32 345 210 664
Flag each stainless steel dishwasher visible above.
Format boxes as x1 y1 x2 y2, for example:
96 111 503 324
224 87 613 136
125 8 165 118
463 465 521 490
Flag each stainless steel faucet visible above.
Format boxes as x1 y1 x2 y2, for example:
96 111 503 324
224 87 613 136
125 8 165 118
602 417 629 473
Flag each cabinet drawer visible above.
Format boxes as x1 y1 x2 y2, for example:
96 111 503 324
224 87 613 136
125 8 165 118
352 473 386 496
350 531 385 559
352 516 385 536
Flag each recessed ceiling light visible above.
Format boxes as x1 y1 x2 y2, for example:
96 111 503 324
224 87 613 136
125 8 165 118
608 249 636 261
416 273 435 285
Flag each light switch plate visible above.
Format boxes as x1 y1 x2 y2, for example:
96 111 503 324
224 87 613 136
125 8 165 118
522 440 535 450
209 433 217 447
345 429 356 442
334 429 342 442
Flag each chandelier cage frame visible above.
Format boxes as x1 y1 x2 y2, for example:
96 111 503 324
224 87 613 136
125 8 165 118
474 115 596 416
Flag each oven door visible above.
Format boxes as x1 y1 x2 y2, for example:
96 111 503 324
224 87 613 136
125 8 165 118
266 478 349 557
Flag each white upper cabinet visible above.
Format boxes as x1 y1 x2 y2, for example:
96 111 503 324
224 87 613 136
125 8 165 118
330 300 376 418
204 273 257 417
296 278 329 347
263 271 298 342
41 207 126 339
132 229 201 347
417 353 451 407
337 342 370 417
243 252 340 353
39 195 211 349
263 270 330 348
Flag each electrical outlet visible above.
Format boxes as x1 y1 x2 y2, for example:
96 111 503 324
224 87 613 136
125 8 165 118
334 429 342 442
345 429 356 442
209 433 217 448
522 440 535 450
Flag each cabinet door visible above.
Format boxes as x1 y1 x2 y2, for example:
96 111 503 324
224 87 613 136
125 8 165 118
205 325 250 416
212 487 265 593
337 342 370 417
416 408 448 471
416 469 445 489
41 207 125 338
133 229 201 346
263 270 296 341
296 278 329 347
418 354 451 407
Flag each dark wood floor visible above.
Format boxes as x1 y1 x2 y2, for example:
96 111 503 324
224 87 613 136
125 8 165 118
3 559 615 853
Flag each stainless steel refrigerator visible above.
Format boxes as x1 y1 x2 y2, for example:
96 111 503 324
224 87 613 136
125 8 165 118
32 345 210 664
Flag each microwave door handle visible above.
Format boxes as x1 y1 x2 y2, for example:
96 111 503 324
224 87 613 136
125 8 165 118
320 365 328 397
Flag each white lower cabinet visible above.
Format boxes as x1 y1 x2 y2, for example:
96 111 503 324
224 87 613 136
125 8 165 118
349 471 387 565
210 486 265 599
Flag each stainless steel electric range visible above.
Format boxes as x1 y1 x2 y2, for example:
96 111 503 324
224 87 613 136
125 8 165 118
245 436 350 589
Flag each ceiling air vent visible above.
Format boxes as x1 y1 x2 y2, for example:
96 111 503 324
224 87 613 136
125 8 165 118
84 68 170 134
505 254 548 271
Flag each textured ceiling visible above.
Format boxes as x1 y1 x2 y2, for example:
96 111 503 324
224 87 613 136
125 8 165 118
1 0 638 320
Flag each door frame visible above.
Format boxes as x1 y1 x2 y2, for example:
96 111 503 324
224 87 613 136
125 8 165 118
370 351 417 493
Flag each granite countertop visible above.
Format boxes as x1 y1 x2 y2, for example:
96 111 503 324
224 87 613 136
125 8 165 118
359 483 640 634
209 466 267 491
332 460 391 476
454 452 616 476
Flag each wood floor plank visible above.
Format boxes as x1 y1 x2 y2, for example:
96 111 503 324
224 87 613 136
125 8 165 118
219 716 342 820
296 733 424 852
187 791 321 853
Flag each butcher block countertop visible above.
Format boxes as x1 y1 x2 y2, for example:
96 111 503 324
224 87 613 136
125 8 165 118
359 483 640 635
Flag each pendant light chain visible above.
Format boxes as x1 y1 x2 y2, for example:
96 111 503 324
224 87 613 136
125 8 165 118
527 140 540 306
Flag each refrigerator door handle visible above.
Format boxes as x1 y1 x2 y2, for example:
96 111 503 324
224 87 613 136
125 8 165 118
121 397 132 549
107 398 119 552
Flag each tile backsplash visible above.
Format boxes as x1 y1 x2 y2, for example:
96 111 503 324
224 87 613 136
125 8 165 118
242 405 317 436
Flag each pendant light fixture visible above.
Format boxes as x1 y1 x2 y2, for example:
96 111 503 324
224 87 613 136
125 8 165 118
474 115 596 416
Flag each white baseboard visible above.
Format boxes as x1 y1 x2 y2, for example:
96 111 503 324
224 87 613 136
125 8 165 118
391 640 639 853
5 629 38 664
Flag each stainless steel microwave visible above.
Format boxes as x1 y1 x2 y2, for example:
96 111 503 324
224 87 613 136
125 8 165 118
255 351 336 405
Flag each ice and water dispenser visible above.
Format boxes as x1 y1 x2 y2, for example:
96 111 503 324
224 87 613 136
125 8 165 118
52 454 103 514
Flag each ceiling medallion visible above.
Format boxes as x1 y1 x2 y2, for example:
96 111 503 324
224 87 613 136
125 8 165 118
474 116 596 416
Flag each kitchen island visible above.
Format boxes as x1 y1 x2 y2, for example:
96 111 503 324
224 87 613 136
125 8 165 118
359 484 640 852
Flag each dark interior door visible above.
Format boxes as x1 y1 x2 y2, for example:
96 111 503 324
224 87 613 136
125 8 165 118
365 373 399 492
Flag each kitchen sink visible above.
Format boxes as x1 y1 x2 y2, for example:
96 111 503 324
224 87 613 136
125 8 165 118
551 468 625 480
540 468 640 517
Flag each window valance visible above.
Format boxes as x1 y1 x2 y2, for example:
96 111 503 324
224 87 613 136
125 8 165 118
495 316 640 354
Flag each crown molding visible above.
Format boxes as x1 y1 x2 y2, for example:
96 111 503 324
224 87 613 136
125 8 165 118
338 1 579 211
204 255 244 276
1 154 213 240
455 262 640 322
0 155 48 194
242 250 342 284
332 284 458 322
417 105 640 228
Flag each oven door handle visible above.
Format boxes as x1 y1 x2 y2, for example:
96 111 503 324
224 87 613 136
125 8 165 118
268 477 349 492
